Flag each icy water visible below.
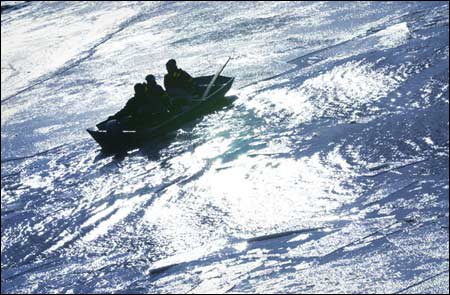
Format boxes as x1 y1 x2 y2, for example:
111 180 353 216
1 1 449 293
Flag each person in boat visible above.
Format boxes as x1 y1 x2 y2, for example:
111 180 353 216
164 59 201 110
107 82 168 129
144 74 165 97
144 74 173 112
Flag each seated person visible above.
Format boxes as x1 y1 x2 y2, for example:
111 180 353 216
144 74 165 97
108 83 168 129
144 74 173 113
164 59 201 109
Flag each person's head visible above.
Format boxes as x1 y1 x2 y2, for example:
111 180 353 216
145 74 156 86
166 59 177 73
134 83 146 96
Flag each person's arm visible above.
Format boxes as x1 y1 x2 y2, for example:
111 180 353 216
180 69 203 96
179 69 193 84
163 74 171 92
155 85 166 97
164 75 177 98
159 92 174 111
109 98 135 120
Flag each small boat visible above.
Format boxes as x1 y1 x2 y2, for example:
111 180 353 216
87 75 235 153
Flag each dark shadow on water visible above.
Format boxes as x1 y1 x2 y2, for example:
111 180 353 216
91 132 178 164
138 133 178 161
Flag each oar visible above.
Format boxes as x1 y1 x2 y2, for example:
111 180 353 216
201 57 232 100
